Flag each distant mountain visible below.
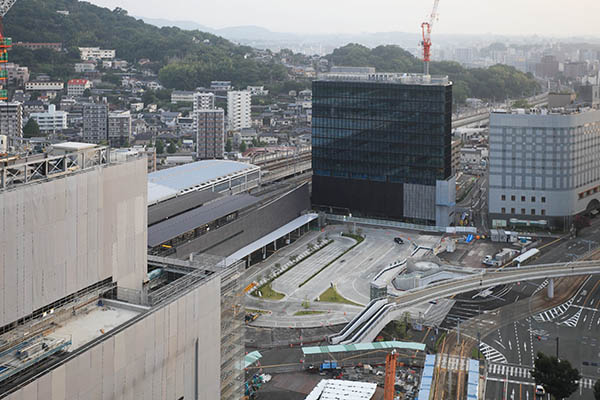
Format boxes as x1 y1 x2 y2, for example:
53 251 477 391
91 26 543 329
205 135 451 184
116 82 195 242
138 16 213 32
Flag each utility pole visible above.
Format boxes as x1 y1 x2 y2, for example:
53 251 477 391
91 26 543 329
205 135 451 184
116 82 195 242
556 337 559 360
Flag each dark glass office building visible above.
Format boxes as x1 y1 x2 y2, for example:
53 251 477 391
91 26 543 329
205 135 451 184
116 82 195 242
312 73 455 226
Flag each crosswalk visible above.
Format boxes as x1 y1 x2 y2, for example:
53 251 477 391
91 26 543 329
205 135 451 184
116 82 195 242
560 308 582 328
532 279 548 295
479 342 507 364
580 378 596 389
488 363 596 390
532 298 574 323
488 363 532 379
436 354 469 371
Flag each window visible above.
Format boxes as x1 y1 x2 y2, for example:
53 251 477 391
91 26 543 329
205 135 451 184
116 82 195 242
541 197 546 203
531 209 536 215
501 207 506 213
521 196 526 202
521 208 526 215
511 208 515 214
501 195 506 201
531 196 536 202
541 209 546 216
511 195 516 201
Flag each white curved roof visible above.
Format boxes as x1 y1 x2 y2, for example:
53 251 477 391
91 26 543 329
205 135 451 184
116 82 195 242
147 160 259 204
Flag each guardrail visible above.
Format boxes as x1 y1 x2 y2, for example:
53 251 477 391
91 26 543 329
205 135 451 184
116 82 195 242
332 259 600 344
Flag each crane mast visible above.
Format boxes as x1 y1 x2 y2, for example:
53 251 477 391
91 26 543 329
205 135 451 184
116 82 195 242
0 0 17 101
421 0 440 76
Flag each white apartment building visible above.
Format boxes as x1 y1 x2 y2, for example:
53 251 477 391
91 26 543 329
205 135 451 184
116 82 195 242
0 102 23 137
108 110 132 147
194 92 216 111
227 90 251 132
171 90 195 103
78 47 116 61
67 79 93 97
246 86 269 96
25 81 64 91
489 108 600 230
74 62 96 73
29 104 68 132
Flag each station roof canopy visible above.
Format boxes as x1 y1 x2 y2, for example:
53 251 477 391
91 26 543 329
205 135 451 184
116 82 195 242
224 213 318 266
147 160 259 204
244 351 262 369
301 340 426 356
148 194 261 247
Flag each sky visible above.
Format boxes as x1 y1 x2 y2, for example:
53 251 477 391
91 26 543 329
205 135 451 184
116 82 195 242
88 0 600 37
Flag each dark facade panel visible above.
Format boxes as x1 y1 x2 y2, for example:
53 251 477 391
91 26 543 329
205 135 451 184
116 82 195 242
312 175 404 220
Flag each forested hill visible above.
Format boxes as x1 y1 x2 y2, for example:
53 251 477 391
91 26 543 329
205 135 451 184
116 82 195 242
327 44 541 102
3 0 288 88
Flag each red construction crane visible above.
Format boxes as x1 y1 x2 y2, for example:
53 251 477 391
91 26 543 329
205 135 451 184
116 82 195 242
383 350 399 400
421 0 440 76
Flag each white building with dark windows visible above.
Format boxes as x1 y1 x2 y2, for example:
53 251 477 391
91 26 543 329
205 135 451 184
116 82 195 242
108 110 132 147
29 104 68 132
489 108 600 230
227 90 251 132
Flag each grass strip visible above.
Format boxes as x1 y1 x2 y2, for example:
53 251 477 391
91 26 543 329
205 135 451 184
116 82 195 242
250 239 333 299
298 233 364 288
251 282 285 300
293 310 327 316
316 286 363 307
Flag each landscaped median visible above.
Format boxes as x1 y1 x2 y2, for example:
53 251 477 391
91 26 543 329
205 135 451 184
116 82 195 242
250 238 333 300
316 285 363 307
297 232 365 288
293 310 328 316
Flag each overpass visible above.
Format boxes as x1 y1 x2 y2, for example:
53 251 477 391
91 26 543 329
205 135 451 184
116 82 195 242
451 93 549 129
329 260 600 345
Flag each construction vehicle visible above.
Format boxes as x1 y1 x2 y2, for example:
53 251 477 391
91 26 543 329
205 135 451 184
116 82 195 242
384 350 399 400
420 0 440 75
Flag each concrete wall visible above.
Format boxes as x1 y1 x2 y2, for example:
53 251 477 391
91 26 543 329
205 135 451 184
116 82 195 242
4 276 221 400
176 184 310 258
0 158 147 327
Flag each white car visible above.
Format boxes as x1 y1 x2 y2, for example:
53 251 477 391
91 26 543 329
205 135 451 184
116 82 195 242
535 385 546 398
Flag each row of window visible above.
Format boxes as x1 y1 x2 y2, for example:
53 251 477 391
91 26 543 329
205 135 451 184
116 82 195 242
500 195 546 203
501 207 547 216
578 186 600 199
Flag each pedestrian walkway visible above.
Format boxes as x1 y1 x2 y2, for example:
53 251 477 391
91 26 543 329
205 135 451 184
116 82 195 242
532 297 573 323
488 363 532 379
479 342 507 364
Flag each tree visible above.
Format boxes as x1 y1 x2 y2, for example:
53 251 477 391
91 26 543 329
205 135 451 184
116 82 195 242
23 118 41 138
530 352 580 400
82 88 92 97
155 139 164 154
224 139 232 153
239 141 247 153
166 141 177 154
594 379 600 400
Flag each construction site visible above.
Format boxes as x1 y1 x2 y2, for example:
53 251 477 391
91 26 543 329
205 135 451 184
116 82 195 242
0 143 247 399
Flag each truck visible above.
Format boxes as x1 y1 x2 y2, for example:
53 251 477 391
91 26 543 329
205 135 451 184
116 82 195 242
482 248 519 267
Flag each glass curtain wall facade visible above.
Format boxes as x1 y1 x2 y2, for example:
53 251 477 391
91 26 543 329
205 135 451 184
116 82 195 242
312 80 452 223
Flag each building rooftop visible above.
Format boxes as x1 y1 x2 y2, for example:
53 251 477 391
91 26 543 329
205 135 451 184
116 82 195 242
318 71 450 86
147 160 259 204
305 379 377 400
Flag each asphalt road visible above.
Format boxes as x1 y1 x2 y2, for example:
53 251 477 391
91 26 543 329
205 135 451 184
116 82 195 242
476 222 600 400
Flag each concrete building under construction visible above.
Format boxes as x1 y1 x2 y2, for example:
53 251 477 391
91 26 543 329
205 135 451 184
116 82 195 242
0 143 225 399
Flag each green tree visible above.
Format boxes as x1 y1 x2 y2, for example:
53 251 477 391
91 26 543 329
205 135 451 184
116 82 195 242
82 88 91 97
23 119 41 137
166 141 177 154
594 380 600 400
224 139 232 153
239 141 247 153
512 99 532 108
531 352 580 400
155 139 164 154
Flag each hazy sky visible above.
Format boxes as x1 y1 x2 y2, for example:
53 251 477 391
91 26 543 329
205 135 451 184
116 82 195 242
89 0 600 37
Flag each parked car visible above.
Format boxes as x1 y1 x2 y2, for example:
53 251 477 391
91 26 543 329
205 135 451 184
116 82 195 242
535 385 546 398
394 237 404 245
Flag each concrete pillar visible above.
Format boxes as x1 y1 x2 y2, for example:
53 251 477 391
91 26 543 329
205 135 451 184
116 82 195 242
548 278 554 299
274 239 277 251
262 246 266 260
